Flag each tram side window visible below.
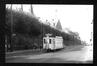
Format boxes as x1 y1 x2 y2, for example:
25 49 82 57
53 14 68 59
49 39 51 44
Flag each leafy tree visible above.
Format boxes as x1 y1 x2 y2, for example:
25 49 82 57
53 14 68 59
6 8 82 51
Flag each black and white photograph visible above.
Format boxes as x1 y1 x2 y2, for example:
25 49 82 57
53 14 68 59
5 4 93 63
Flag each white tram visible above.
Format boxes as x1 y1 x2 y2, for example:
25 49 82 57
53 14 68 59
43 33 64 51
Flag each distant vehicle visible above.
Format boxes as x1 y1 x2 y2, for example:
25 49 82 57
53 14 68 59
43 34 64 52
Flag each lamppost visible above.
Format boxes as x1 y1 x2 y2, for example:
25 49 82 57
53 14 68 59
41 22 43 50
10 4 14 52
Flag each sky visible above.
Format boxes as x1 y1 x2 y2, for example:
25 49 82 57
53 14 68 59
33 5 93 44
6 4 93 44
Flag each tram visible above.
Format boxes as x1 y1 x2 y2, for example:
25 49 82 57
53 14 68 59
43 33 64 51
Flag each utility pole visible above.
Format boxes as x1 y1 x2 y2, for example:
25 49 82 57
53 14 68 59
5 35 7 52
10 4 13 52
30 4 33 14
21 4 23 11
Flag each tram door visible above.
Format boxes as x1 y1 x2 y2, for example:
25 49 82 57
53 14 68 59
43 37 54 50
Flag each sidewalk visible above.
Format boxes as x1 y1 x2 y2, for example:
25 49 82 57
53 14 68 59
6 49 43 55
64 45 84 51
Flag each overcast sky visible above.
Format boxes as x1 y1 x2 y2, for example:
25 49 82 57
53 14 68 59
6 4 93 44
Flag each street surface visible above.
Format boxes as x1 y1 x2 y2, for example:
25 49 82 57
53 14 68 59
6 45 93 63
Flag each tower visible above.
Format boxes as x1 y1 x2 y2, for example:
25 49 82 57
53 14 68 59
56 20 62 30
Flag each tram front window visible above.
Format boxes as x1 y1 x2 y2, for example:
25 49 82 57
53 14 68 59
44 39 47 44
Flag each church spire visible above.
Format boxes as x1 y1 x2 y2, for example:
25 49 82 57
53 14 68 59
56 20 62 30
